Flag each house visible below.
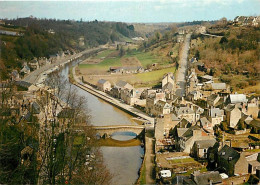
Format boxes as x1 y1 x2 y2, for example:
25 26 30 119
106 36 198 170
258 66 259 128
191 139 216 159
11 70 20 81
121 88 136 106
246 153 260 174
200 75 213 83
217 145 248 176
175 106 200 123
249 119 260 134
199 117 213 131
21 65 31 74
204 83 228 92
115 80 133 90
146 92 166 115
111 66 144 74
208 108 224 126
162 73 175 88
226 94 247 104
151 100 171 117
182 171 222 185
97 79 111 92
246 96 259 119
110 87 121 99
207 94 221 107
140 89 156 99
28 59 39 70
178 125 214 153
224 104 242 128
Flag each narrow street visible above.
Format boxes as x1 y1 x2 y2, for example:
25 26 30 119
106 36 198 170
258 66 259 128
175 33 191 97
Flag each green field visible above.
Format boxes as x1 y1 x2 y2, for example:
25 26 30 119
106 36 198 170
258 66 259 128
136 67 176 82
79 57 122 69
80 49 166 70
168 157 195 164
93 49 115 59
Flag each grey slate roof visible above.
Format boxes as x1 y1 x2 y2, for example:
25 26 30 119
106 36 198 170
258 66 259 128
218 145 240 162
98 79 108 84
162 82 174 91
192 171 222 185
200 117 211 127
194 139 216 149
182 125 201 138
211 83 226 90
116 80 128 88
210 108 224 118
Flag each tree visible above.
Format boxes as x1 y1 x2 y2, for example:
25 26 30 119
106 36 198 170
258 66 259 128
155 32 161 42
119 46 125 57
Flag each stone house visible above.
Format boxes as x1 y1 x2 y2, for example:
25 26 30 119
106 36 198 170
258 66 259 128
246 96 259 119
249 119 260 134
217 145 248 176
199 117 213 131
175 106 200 124
191 139 216 159
21 65 31 74
207 94 221 107
11 70 20 81
204 83 228 93
121 88 136 106
115 80 133 90
140 89 156 100
146 92 166 115
110 87 121 99
208 108 224 126
151 100 171 117
182 171 222 185
112 66 144 74
246 153 260 174
226 94 247 105
162 73 175 90
97 79 111 92
28 59 39 70
225 104 242 128
178 125 214 153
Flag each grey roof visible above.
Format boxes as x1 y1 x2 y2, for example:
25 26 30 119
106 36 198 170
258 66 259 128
98 79 108 84
229 94 247 104
192 171 222 185
225 104 235 112
32 102 41 114
162 82 174 91
218 145 240 162
211 83 226 90
210 108 224 118
201 75 213 80
179 118 192 128
207 94 219 102
182 125 201 138
116 80 128 88
15 81 32 88
155 100 170 108
194 139 216 149
200 117 210 127
177 107 194 116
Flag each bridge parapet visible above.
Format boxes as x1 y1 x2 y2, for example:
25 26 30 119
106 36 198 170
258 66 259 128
93 125 145 138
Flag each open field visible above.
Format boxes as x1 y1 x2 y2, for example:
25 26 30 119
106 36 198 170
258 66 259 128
77 47 176 87
77 66 176 88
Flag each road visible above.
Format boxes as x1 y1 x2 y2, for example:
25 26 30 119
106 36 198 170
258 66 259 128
22 47 105 84
175 33 191 97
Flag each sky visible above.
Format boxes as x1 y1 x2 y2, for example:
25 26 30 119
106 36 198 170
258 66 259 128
0 0 259 23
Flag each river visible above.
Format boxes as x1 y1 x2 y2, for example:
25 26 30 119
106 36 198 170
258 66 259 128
59 62 144 185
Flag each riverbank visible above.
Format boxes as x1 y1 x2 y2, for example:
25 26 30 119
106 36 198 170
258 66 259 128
70 65 155 125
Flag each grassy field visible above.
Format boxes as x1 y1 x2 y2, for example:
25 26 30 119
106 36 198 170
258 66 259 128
93 49 115 59
125 51 161 68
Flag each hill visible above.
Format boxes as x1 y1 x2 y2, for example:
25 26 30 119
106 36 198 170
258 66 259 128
0 17 137 79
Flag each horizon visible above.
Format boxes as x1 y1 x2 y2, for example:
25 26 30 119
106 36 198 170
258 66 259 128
0 0 259 23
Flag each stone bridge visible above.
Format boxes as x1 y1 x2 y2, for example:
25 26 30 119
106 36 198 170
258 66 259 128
93 125 145 138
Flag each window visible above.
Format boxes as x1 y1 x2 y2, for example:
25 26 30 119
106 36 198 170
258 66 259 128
204 149 207 153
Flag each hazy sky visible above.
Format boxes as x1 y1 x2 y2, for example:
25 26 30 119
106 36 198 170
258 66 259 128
0 0 259 23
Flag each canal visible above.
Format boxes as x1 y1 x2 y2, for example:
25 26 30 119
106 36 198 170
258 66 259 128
59 62 144 185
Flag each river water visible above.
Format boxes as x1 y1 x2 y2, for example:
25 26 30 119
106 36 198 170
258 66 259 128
59 63 144 185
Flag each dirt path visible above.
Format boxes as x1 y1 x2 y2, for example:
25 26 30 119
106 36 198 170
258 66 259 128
145 136 155 184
